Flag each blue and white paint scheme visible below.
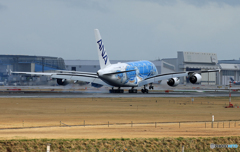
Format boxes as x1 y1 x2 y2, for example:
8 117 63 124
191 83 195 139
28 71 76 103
12 29 220 93
97 60 158 87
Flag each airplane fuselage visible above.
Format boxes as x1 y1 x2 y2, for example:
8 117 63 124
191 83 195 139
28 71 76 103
97 60 158 87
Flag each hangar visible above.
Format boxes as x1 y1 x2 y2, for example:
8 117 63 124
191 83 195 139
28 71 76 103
218 59 240 85
161 52 219 85
0 55 65 85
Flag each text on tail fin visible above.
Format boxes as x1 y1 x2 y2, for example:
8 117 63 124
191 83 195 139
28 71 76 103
97 39 108 65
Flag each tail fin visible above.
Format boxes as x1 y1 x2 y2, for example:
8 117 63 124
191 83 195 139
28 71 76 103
94 29 111 69
230 77 234 82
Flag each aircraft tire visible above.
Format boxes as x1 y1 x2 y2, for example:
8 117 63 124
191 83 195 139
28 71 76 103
129 89 137 93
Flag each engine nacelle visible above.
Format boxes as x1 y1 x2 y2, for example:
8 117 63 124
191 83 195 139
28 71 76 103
189 73 202 84
56 79 90 86
57 79 69 86
91 83 103 88
167 77 180 87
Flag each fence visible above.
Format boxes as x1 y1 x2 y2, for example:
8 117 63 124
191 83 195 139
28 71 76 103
0 120 239 130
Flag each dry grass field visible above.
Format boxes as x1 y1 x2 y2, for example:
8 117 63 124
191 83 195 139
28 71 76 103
0 97 240 140
0 137 239 151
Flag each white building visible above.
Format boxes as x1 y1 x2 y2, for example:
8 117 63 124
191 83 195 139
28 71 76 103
162 52 219 85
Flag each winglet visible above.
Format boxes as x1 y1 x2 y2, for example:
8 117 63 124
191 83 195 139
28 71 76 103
94 29 111 69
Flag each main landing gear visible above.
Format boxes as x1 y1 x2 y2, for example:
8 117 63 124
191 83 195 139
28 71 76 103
149 83 154 90
109 87 124 93
128 87 137 93
141 85 149 93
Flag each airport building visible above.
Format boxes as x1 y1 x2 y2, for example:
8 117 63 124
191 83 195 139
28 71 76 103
0 55 65 85
161 52 219 85
160 52 240 85
218 59 240 85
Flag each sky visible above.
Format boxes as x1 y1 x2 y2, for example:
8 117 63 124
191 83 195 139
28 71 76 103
0 0 240 61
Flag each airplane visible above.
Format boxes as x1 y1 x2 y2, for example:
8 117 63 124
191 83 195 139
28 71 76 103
230 77 240 85
12 29 220 93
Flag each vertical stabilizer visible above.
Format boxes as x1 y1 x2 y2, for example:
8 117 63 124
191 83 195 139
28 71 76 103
94 29 111 69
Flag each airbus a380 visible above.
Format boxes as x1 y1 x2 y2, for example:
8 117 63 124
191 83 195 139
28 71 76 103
13 29 219 93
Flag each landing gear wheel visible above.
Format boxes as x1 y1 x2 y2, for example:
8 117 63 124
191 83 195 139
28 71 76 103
149 86 154 90
141 85 149 94
141 89 148 94
109 89 124 93
129 89 137 93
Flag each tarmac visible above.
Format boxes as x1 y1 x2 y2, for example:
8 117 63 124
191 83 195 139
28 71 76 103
0 84 239 98
0 91 239 98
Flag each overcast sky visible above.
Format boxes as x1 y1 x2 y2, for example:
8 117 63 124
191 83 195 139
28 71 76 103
0 0 240 60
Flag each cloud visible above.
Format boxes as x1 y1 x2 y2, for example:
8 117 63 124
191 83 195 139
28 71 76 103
55 0 111 13
133 0 240 7
0 0 240 60
183 0 240 7
0 4 7 10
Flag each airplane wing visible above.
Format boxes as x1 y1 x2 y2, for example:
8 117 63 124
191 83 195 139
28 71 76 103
11 71 53 76
191 69 220 74
138 69 220 87
51 73 112 87
138 72 188 86
12 71 97 76
12 71 111 87
56 70 97 75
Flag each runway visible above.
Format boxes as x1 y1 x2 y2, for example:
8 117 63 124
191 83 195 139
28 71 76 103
0 84 239 98
0 91 239 98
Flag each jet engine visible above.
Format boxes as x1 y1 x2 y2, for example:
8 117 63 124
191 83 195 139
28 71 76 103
56 79 90 86
167 77 180 87
57 79 69 86
189 73 202 84
91 83 103 88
